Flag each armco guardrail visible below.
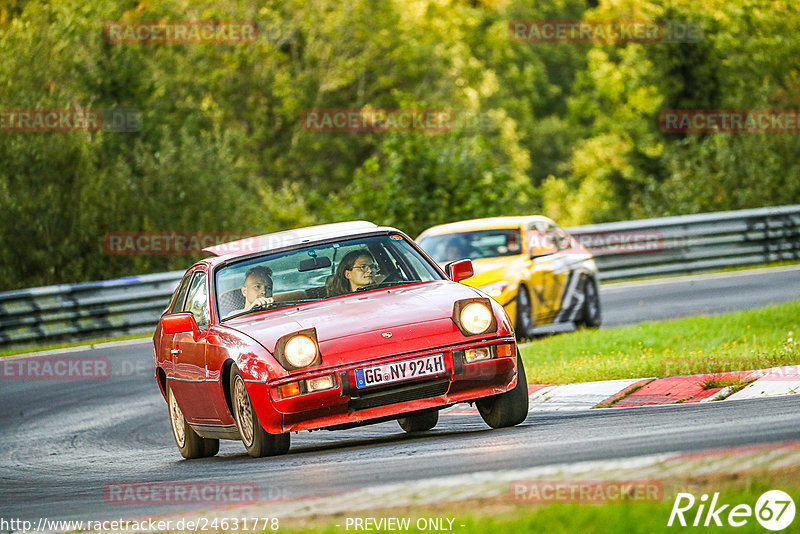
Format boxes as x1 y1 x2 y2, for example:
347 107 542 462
569 204 800 281
1 205 799 348
0 271 185 348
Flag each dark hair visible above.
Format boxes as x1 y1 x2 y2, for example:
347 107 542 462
244 265 273 285
326 249 373 297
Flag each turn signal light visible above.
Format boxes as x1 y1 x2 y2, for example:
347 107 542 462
496 343 513 358
278 382 301 399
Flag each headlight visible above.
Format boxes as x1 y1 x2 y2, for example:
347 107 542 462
460 302 493 334
285 334 318 368
479 281 510 298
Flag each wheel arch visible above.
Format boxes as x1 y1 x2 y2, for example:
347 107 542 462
156 367 168 401
221 358 236 419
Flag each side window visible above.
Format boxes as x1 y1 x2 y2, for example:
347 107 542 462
526 222 552 252
546 223 572 251
183 272 210 327
168 273 193 314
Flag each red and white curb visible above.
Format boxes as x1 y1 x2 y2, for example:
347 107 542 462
441 365 800 415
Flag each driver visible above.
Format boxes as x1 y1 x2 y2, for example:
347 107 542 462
234 266 274 313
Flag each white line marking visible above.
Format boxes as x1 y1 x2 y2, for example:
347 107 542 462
600 264 800 293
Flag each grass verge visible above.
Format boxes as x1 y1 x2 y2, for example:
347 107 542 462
519 301 799 384
0 332 152 357
275 469 800 534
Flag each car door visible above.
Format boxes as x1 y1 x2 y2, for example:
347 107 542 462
157 271 193 379
168 270 220 424
543 222 585 324
523 221 561 325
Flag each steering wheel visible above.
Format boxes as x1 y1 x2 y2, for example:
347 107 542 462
380 268 403 283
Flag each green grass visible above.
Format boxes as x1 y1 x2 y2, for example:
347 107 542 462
0 332 152 357
519 301 800 384
276 472 800 534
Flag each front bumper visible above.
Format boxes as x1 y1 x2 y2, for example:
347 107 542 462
248 338 518 433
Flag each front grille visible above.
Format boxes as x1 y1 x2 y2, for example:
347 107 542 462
349 380 449 411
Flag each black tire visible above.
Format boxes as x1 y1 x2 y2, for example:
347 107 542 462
168 384 219 459
231 367 290 458
476 352 529 429
397 410 439 433
515 285 535 340
580 276 602 328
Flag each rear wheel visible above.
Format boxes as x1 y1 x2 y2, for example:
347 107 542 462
168 384 219 459
515 285 535 340
580 277 602 328
476 352 529 429
397 410 439 433
231 368 290 458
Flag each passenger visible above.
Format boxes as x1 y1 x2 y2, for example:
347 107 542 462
326 249 380 296
234 265 274 313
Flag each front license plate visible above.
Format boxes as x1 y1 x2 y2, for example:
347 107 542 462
354 353 446 388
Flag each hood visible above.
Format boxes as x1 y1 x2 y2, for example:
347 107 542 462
224 281 490 370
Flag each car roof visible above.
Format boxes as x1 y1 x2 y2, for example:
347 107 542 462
416 215 554 239
202 220 398 261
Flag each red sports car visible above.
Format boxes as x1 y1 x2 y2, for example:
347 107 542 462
153 221 528 459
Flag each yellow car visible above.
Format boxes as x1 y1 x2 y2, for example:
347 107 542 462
417 216 601 338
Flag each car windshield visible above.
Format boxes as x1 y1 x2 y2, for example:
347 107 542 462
216 233 442 320
419 229 523 263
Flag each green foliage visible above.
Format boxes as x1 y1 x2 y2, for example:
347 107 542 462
0 0 798 289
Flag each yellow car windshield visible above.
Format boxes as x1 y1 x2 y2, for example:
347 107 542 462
419 229 523 263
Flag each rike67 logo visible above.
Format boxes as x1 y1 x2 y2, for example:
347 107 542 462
668 490 796 531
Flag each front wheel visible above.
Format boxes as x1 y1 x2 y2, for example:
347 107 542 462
476 352 529 429
168 384 219 459
397 410 439 433
231 368 290 458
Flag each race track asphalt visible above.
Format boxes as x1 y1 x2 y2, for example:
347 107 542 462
1 266 799 522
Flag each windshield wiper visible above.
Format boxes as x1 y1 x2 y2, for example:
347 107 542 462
356 280 421 292
222 299 320 321
267 298 320 308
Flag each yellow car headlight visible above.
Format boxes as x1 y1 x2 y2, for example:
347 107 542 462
459 301 493 335
478 281 510 298
285 334 318 368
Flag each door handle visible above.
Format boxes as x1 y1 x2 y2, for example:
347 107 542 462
170 348 182 356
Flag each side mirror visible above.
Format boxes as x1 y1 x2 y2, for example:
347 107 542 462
446 259 474 283
530 245 556 259
161 313 201 341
